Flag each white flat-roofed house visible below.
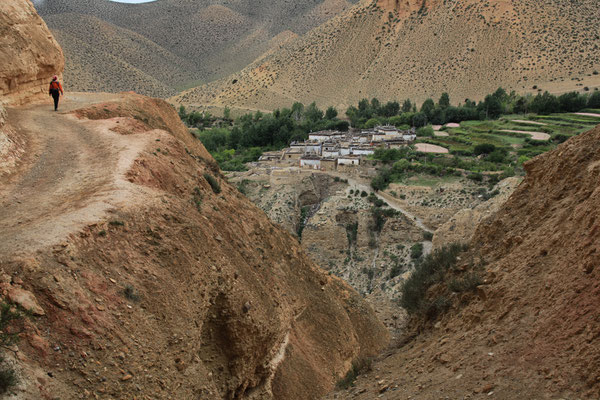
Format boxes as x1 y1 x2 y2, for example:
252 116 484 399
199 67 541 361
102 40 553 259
340 147 351 156
308 130 345 142
402 133 417 142
353 134 370 143
300 155 322 169
375 125 400 135
283 148 304 160
322 142 340 158
337 155 361 166
351 147 374 156
371 133 386 142
305 142 322 154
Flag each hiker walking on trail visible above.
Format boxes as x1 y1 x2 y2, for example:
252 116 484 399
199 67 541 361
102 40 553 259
49 76 64 111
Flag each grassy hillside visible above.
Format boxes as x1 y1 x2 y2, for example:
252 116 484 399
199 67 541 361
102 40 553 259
174 0 600 111
35 0 358 97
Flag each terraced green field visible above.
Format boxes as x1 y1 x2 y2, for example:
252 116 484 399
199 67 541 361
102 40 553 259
417 111 600 160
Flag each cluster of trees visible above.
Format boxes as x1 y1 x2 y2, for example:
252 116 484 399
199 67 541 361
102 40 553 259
179 102 349 170
345 88 600 129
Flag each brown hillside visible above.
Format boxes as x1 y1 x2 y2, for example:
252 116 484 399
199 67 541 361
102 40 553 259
326 123 600 399
0 3 388 398
0 91 389 399
175 0 600 112
35 0 358 97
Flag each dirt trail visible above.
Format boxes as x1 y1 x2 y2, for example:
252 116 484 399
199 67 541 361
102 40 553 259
0 93 156 256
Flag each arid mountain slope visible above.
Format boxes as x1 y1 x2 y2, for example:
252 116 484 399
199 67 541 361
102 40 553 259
35 0 358 97
176 0 600 112
326 123 600 399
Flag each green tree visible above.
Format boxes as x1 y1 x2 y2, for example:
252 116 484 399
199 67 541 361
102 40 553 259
438 92 450 108
412 112 428 128
588 91 600 108
402 99 413 113
325 106 338 120
420 98 435 118
304 102 324 122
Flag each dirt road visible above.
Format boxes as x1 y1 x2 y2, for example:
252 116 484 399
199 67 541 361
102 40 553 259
0 93 155 256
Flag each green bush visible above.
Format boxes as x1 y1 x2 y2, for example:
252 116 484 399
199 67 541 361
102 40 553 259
401 243 466 315
474 143 496 155
0 364 17 395
203 173 221 194
423 231 433 241
448 272 482 293
410 243 424 259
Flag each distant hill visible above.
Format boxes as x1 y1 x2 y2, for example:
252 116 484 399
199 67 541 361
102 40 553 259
34 0 358 97
174 0 600 112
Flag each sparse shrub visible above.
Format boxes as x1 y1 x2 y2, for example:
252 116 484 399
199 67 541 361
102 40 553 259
424 296 452 320
108 220 125 227
448 272 482 293
467 172 483 182
423 232 433 241
0 362 17 395
123 285 140 302
98 230 107 237
336 357 372 389
410 243 424 259
345 222 359 248
360 191 368 197
192 187 203 211
203 173 221 194
0 302 26 394
401 243 466 315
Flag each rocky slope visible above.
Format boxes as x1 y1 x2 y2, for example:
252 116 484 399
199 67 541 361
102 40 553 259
176 0 600 112
326 124 600 398
432 177 521 251
0 4 389 399
34 0 358 97
0 92 389 400
0 0 64 105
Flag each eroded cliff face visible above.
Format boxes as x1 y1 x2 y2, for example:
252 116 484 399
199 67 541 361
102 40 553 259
0 94 388 399
0 0 64 105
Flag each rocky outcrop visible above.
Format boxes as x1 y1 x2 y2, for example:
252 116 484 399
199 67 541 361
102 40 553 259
0 0 64 105
432 177 521 250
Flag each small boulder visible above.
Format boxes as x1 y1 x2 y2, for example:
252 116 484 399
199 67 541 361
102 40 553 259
7 287 45 316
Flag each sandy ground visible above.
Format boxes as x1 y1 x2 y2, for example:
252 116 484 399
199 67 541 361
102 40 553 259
500 129 550 140
444 123 460 128
574 112 600 117
511 119 547 125
414 143 449 153
433 131 449 137
0 93 157 256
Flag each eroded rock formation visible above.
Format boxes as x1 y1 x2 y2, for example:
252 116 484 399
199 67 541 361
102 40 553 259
0 0 64 105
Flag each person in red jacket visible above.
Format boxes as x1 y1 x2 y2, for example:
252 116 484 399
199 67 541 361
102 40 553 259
48 76 64 111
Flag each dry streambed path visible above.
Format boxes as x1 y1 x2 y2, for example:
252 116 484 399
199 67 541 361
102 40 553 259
0 93 156 256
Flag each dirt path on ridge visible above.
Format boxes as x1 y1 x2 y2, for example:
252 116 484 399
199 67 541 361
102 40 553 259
0 93 156 257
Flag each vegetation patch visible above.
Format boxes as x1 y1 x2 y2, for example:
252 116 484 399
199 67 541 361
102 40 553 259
203 173 221 194
401 243 467 316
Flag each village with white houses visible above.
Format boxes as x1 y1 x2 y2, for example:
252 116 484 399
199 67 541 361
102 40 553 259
259 125 417 171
